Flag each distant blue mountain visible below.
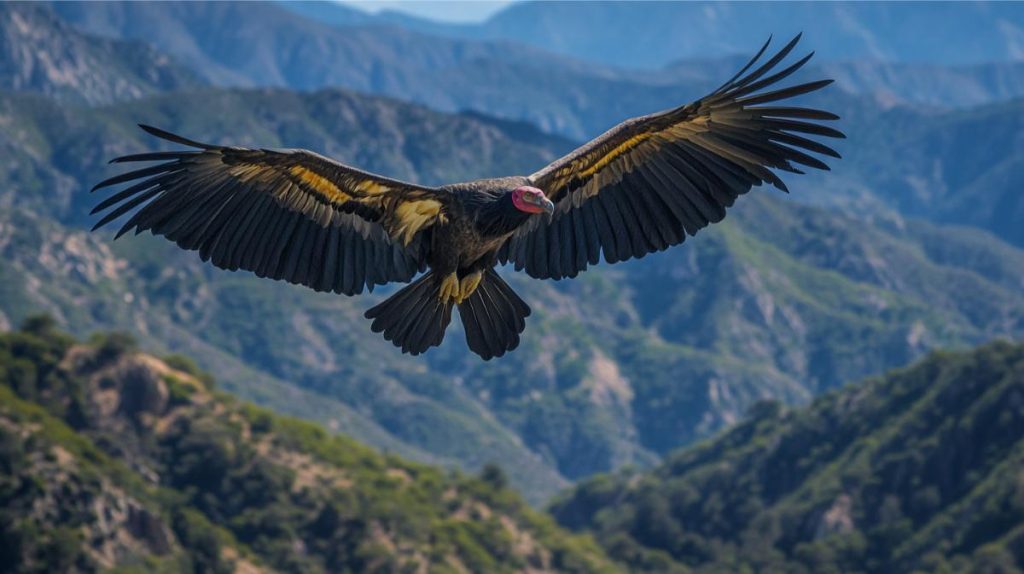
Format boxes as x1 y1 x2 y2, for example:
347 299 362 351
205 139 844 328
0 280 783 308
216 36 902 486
49 1 1024 144
274 0 380 27
316 1 1024 68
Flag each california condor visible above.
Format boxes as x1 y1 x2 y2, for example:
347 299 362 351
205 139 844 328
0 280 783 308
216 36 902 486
92 35 843 360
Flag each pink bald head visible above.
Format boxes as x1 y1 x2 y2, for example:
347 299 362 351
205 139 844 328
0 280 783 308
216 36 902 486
511 186 554 214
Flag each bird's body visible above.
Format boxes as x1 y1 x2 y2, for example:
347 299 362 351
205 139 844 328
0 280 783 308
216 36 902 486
430 177 532 275
91 35 844 360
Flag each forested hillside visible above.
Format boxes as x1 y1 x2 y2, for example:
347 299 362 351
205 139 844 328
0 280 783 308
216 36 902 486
551 341 1024 573
0 319 617 573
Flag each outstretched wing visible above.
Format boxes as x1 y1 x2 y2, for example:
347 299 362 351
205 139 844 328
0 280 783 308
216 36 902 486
92 125 451 295
499 35 844 280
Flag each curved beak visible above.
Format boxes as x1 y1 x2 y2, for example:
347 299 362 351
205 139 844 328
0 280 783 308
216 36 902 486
540 197 555 215
519 189 556 215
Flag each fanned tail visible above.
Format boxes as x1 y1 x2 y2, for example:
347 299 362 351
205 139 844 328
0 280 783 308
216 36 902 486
458 269 530 360
365 271 454 355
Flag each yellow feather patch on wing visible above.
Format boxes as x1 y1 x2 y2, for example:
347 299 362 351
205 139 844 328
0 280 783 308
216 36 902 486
579 133 653 178
288 165 351 203
393 198 443 245
545 132 656 196
353 179 389 195
542 113 716 200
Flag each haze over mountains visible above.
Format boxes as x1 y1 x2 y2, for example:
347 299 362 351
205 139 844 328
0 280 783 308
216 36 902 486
35 1 1024 138
329 1 1024 68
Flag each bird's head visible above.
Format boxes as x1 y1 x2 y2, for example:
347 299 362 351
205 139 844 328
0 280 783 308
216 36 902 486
511 186 554 215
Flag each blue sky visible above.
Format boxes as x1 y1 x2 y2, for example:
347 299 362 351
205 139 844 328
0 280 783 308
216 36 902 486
340 0 517 23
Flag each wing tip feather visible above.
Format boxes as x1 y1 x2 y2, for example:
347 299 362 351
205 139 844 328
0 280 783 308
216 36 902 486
138 124 213 149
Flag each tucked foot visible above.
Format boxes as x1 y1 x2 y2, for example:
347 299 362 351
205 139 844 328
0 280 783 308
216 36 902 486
455 271 483 304
439 272 460 304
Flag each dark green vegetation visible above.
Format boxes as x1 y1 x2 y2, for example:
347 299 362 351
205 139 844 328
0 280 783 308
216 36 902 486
0 319 617 573
551 341 1024 573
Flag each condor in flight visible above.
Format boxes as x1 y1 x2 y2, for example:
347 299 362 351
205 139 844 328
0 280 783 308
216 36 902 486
93 36 843 360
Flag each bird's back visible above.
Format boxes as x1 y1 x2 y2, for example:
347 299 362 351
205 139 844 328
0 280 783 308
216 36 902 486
442 176 531 201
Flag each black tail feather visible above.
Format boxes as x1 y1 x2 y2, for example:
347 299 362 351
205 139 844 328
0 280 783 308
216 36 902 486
365 272 453 355
365 268 530 359
459 269 530 360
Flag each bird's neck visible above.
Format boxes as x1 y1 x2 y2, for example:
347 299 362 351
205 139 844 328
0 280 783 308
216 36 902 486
475 192 532 238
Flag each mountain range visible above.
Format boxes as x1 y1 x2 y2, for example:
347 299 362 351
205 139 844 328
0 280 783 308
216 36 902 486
319 1 1024 68
551 340 1024 573
817 96 1024 249
1 1 1023 570
24 1 1024 140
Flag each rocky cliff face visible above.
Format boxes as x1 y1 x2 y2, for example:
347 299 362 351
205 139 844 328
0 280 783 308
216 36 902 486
0 3 201 105
0 412 185 571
